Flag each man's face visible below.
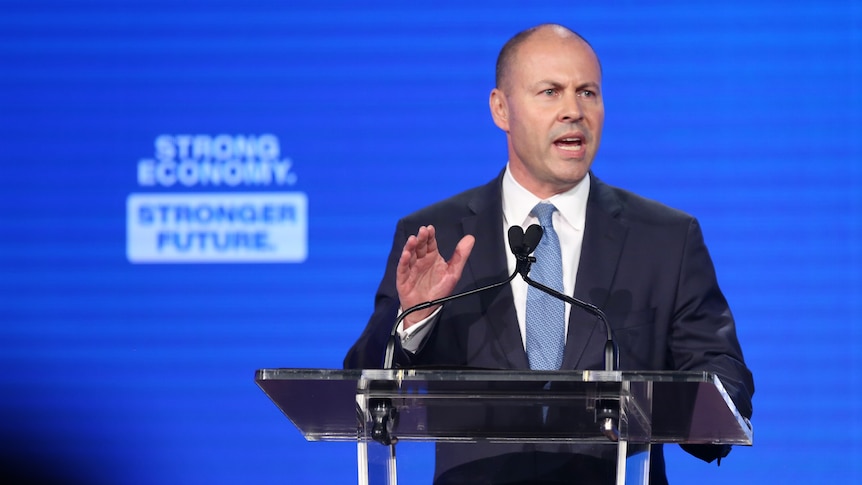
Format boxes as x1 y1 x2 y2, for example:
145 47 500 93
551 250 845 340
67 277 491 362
490 29 604 199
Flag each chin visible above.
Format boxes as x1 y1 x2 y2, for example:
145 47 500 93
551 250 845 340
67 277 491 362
554 166 589 184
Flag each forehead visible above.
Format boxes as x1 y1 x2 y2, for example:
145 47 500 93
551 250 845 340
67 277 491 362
510 32 601 85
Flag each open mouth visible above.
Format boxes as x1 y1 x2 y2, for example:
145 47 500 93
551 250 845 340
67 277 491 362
554 134 585 153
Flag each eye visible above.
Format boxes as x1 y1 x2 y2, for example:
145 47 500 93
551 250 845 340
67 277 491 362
542 88 557 96
579 90 595 98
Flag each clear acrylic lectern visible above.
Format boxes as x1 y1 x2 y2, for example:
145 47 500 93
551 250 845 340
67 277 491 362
255 369 752 485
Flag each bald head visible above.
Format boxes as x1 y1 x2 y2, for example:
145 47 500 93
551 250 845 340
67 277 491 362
495 24 601 90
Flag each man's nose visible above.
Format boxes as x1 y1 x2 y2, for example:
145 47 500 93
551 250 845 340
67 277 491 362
559 93 584 123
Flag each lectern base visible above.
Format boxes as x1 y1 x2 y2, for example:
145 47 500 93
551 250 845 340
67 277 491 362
358 441 652 485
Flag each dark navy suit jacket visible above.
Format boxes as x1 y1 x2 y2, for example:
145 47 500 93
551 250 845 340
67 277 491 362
345 171 754 484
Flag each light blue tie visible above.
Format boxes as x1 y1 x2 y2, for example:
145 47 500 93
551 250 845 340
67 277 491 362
526 203 566 370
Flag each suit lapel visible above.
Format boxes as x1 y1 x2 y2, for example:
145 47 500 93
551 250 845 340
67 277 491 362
562 175 628 369
461 174 529 369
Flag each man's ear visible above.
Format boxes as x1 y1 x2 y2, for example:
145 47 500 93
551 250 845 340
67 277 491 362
489 88 509 131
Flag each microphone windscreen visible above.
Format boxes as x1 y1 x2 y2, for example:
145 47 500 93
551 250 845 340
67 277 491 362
507 225 525 255
523 224 543 254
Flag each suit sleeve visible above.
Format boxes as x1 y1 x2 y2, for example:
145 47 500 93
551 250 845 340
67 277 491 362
668 218 754 418
670 218 755 462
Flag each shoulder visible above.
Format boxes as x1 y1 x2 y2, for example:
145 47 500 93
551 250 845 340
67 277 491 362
398 174 501 228
591 175 696 228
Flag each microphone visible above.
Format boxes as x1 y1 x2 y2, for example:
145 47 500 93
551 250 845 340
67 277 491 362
513 224 619 373
382 232 523 369
509 225 541 277
508 224 542 258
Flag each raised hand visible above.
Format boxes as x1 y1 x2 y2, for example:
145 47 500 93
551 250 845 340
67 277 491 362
396 225 475 328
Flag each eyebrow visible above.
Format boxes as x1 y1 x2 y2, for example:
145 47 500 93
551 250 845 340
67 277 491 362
533 80 563 88
532 80 601 91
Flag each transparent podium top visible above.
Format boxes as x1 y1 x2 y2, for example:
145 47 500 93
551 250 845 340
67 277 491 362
255 368 752 446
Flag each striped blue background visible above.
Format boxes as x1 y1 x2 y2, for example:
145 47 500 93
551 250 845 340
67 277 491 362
1 1 859 483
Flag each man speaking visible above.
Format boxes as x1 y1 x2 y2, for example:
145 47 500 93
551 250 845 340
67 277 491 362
345 23 754 484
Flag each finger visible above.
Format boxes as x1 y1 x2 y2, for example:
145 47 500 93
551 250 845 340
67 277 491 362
424 225 439 258
396 235 418 281
413 226 430 260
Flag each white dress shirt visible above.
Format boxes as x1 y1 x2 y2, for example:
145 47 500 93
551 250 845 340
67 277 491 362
398 164 590 351
502 166 589 344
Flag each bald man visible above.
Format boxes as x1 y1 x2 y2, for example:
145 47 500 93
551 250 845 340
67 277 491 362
346 24 754 484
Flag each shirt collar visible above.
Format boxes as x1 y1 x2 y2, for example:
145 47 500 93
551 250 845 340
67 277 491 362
501 164 590 230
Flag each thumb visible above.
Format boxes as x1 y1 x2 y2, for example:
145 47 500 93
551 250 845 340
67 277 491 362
448 234 475 275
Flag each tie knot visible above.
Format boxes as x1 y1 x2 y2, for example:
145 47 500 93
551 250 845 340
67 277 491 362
532 203 557 227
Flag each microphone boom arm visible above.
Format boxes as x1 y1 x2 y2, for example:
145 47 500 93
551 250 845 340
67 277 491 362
516 251 618 373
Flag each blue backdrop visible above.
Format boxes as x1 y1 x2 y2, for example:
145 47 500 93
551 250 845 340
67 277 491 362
1 1 860 483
